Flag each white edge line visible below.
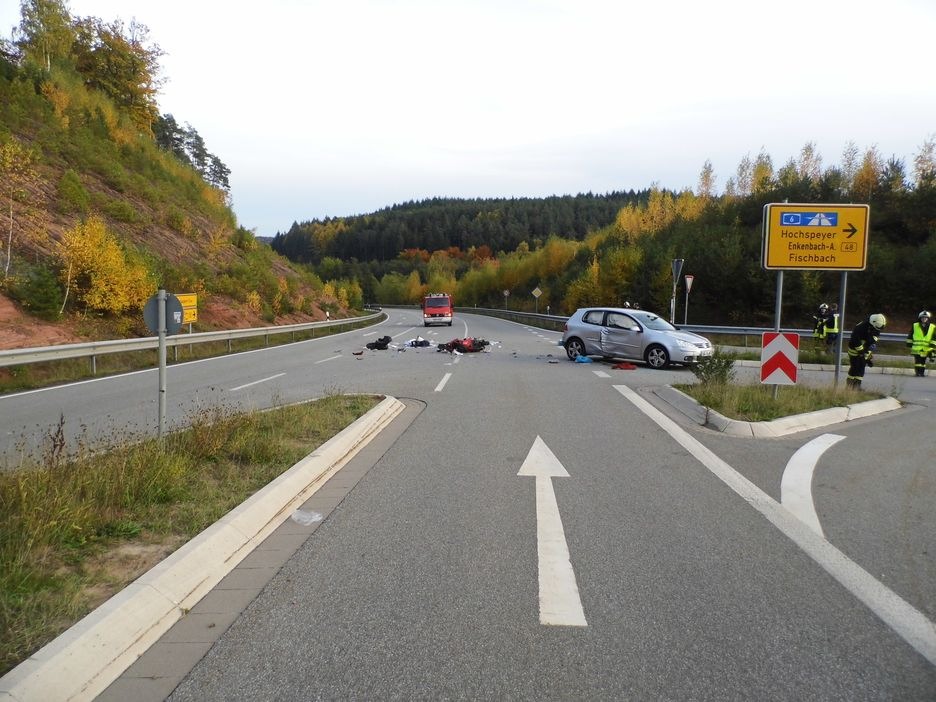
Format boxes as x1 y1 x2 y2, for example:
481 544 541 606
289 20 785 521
612 383 936 667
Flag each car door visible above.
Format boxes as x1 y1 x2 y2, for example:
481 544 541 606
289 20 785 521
599 311 641 359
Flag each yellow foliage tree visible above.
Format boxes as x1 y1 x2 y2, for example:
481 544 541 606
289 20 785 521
58 215 154 314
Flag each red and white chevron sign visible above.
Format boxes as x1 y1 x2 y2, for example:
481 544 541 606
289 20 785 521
760 332 799 384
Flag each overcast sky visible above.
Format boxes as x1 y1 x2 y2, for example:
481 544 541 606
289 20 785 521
3 0 935 236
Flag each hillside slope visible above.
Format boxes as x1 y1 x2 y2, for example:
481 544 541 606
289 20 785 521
1 49 341 350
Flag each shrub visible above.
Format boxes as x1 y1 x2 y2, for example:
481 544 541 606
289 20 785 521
8 264 63 320
690 347 737 385
57 169 89 213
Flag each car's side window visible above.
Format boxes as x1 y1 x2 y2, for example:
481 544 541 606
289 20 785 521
607 313 626 329
582 310 605 325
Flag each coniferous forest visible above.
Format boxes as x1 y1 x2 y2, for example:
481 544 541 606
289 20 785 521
273 143 936 329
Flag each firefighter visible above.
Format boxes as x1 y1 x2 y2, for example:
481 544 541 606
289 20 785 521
906 310 935 377
846 313 886 389
812 303 840 353
812 303 830 345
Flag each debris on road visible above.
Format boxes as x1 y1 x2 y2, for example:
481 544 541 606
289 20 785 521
366 335 392 350
438 338 491 353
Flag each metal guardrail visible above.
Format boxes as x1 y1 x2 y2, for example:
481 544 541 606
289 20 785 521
0 312 384 369
0 306 907 371
452 307 907 345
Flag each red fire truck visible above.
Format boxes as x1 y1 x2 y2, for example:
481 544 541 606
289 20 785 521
422 293 454 326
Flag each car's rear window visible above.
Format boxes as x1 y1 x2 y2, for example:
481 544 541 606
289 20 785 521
582 310 605 324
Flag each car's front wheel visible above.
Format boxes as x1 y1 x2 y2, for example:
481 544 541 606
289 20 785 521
565 338 586 361
645 344 670 369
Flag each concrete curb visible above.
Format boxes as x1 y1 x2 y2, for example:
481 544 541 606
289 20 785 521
0 396 405 702
653 385 902 438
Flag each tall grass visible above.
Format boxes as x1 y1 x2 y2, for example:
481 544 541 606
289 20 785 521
0 394 379 675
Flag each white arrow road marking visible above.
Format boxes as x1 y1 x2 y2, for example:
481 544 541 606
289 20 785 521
228 373 286 391
781 434 845 538
518 436 587 627
613 383 936 666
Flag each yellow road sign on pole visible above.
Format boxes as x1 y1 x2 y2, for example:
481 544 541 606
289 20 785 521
175 293 198 323
762 203 869 270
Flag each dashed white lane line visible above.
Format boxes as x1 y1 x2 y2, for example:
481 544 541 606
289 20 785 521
593 371 611 378
228 373 286 392
434 372 453 392
613 383 936 667
314 355 342 365
781 434 845 538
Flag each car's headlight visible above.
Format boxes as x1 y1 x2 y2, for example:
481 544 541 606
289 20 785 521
676 339 695 351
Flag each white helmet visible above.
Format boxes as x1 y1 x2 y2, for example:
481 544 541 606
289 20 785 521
819 303 829 312
920 310 931 321
869 313 887 330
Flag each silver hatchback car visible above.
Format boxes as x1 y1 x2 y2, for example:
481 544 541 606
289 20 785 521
561 307 714 369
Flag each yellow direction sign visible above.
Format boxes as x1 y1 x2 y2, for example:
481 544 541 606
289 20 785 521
176 292 198 324
762 203 869 270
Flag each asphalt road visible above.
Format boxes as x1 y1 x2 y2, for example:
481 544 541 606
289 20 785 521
4 312 935 699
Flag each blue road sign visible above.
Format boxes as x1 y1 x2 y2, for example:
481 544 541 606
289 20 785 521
780 212 838 226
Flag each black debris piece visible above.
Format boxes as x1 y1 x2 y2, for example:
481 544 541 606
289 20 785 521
366 335 392 350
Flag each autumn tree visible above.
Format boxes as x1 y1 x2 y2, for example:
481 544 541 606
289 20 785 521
15 0 75 72
697 159 716 199
58 215 154 314
0 136 38 279
71 17 164 133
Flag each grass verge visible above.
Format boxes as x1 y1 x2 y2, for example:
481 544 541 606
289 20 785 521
0 393 380 676
675 381 882 422
674 347 884 422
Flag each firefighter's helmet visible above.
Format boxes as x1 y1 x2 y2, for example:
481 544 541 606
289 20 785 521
869 313 887 330
919 310 931 321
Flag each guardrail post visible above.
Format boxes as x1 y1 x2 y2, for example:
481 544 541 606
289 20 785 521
227 339 232 353
90 355 96 376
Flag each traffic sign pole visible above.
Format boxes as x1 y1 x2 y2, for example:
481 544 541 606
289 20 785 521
158 289 167 439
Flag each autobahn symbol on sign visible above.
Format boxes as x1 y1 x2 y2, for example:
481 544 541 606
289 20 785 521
761 332 799 385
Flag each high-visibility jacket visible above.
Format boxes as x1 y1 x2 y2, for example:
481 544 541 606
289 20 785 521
907 321 936 356
814 312 840 339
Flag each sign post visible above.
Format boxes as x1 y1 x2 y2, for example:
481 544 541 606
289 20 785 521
532 286 542 314
683 274 694 325
144 290 184 439
670 258 684 323
762 203 870 389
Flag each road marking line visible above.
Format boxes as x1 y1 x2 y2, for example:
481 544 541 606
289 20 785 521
314 355 342 364
518 436 587 627
434 373 452 392
613 384 936 666
593 371 611 378
781 434 845 538
228 373 286 391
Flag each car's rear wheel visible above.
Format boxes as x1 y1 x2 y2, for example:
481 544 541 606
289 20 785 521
645 344 670 369
565 338 586 361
